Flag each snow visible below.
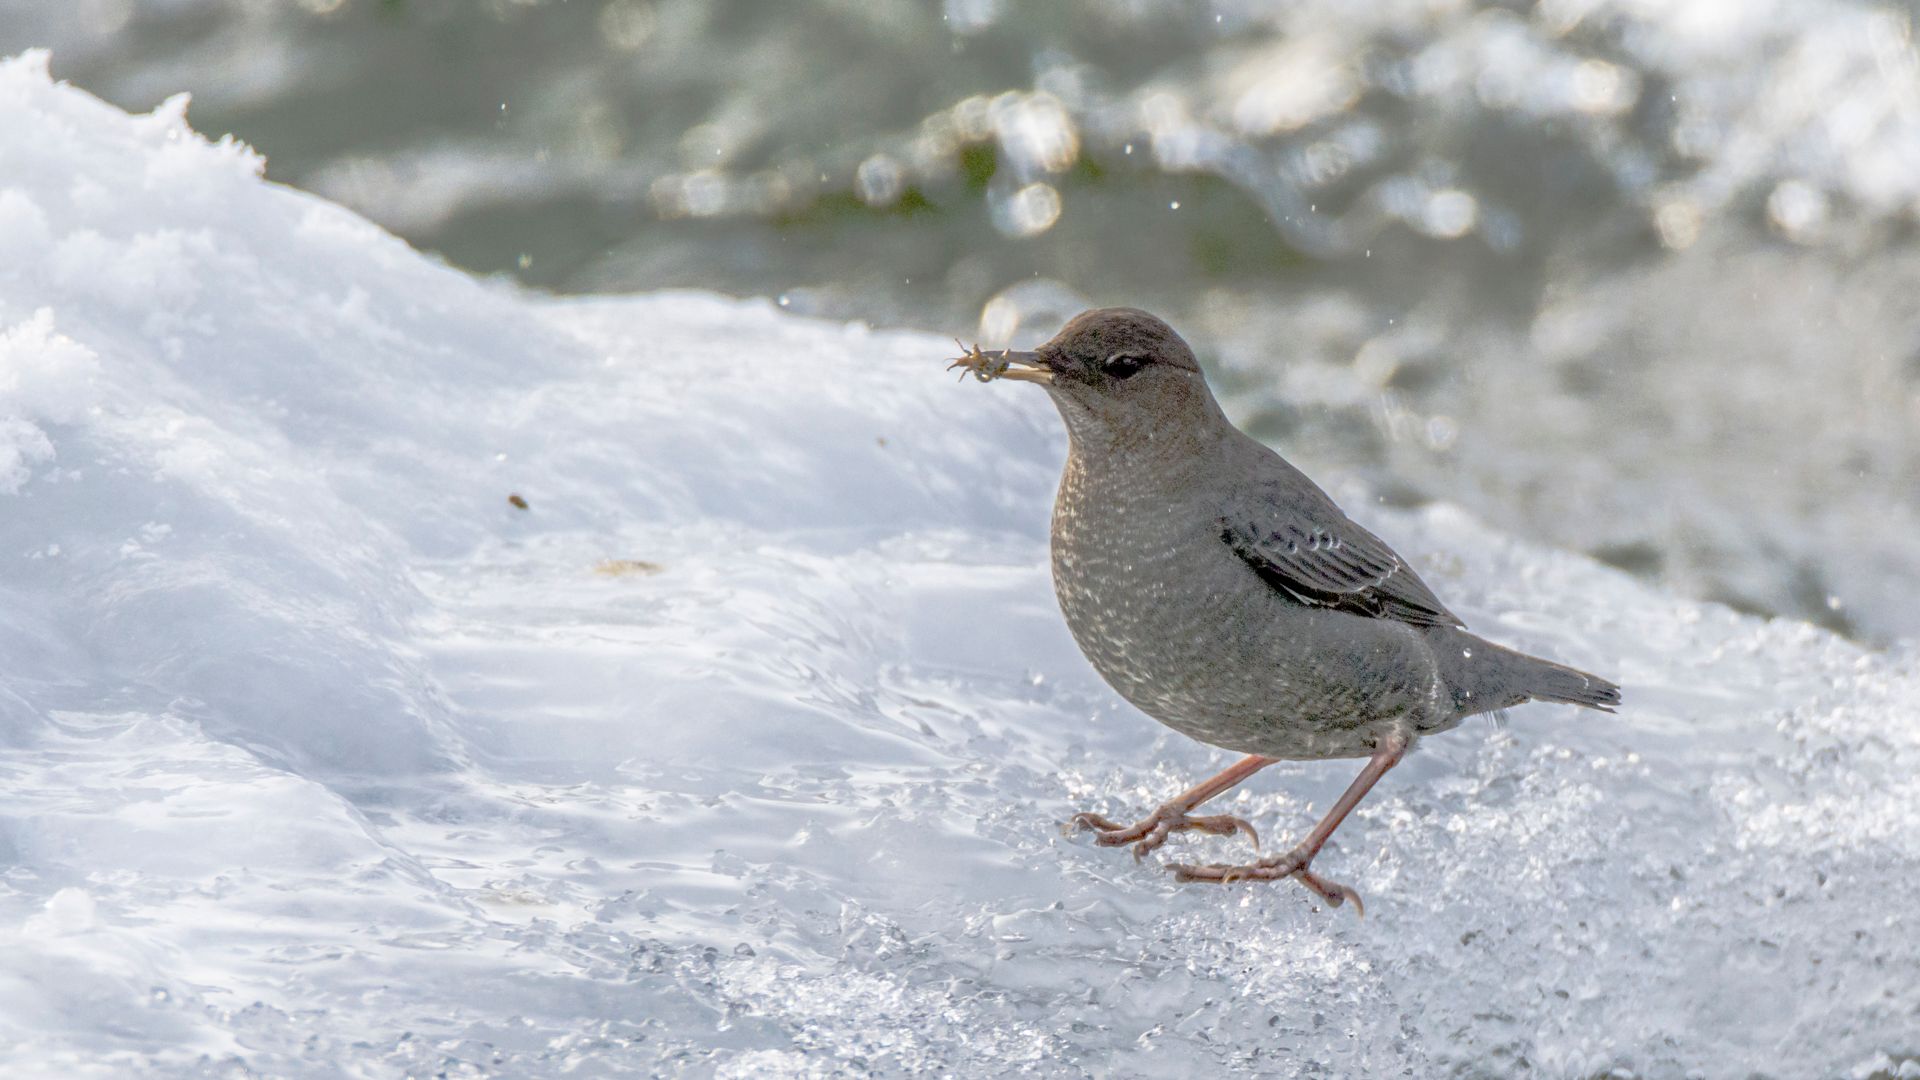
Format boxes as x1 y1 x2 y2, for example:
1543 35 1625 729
1 49 1917 1077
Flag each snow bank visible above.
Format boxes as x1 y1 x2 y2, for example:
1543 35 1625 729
1 50 1916 1077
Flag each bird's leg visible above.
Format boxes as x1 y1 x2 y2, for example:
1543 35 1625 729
1070 753 1275 859
1169 735 1409 916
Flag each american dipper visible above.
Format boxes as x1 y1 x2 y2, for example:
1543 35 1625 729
951 307 1620 913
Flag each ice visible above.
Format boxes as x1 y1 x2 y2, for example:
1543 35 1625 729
1 50 1917 1077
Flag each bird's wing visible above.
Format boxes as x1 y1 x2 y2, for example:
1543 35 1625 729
1218 471 1465 629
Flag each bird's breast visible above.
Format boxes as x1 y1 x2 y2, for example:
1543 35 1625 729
1049 458 1269 721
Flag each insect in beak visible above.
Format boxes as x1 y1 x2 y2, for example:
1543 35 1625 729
947 340 1053 384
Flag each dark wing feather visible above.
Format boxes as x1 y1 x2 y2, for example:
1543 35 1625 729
1219 476 1464 629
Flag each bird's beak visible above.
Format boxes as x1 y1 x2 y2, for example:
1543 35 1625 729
991 350 1053 384
948 342 1054 385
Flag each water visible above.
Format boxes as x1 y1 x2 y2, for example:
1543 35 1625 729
9 0 1920 643
3 53 1920 1075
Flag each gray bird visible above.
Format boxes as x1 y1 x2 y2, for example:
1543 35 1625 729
952 307 1619 913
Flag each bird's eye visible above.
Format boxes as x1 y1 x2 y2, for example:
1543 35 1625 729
1103 353 1147 378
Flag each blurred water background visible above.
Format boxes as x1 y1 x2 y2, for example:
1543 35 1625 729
5 0 1918 644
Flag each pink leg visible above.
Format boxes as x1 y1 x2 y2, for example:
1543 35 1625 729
1170 735 1409 916
1071 753 1276 858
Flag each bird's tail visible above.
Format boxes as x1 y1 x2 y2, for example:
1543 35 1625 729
1436 631 1620 716
1517 652 1621 712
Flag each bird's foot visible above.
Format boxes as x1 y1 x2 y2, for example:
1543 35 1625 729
1068 805 1259 860
1168 847 1366 916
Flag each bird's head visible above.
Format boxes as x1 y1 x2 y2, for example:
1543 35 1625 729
953 307 1227 450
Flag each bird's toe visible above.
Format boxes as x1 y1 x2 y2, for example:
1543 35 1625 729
1183 812 1260 851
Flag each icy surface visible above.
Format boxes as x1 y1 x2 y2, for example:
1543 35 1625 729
1 52 1917 1078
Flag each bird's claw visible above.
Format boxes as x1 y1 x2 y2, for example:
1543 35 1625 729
1069 806 1260 859
1167 848 1366 917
